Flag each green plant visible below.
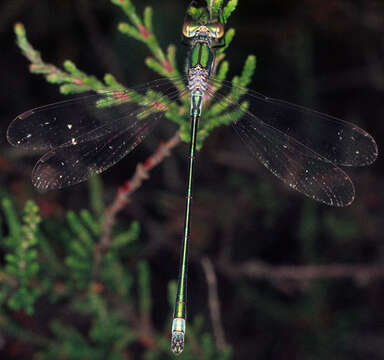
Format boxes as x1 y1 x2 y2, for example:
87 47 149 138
14 0 253 149
1 0 244 358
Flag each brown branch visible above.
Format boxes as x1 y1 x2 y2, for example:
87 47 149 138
221 260 384 284
92 130 182 276
201 256 228 352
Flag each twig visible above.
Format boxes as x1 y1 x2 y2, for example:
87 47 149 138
201 256 228 352
221 260 384 284
92 131 182 276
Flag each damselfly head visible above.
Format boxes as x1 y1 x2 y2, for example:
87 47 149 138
182 21 224 39
183 0 225 40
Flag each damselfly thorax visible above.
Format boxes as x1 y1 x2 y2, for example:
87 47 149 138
185 22 224 118
7 5 377 356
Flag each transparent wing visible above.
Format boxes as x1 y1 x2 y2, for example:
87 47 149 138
208 78 378 167
7 78 184 150
232 115 355 207
32 114 156 191
8 78 186 191
205 79 377 206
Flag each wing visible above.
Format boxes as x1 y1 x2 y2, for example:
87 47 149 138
204 79 378 206
32 114 157 191
208 78 378 167
233 114 355 207
8 78 185 191
7 78 183 150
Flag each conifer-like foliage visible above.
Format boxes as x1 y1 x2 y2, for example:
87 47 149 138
0 0 253 358
14 0 254 149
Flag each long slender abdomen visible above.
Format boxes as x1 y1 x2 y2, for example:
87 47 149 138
190 89 204 117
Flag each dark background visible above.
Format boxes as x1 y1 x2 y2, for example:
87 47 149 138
1 0 384 359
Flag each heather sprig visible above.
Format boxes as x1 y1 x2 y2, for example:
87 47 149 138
14 0 256 148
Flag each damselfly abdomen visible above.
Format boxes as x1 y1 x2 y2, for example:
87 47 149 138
7 2 378 355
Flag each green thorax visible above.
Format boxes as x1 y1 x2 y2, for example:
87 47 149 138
188 39 215 74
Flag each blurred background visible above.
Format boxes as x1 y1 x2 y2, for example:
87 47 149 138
0 0 384 359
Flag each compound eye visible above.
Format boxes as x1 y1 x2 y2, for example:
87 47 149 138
215 23 225 39
207 23 225 39
182 21 192 38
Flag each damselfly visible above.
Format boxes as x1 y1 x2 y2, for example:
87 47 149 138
7 2 377 355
